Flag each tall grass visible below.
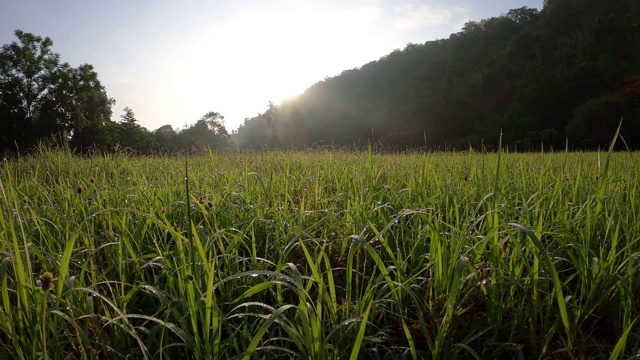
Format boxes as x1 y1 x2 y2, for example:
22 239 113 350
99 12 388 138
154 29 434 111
0 147 639 359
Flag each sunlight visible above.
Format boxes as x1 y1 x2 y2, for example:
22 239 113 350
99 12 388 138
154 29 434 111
174 6 383 128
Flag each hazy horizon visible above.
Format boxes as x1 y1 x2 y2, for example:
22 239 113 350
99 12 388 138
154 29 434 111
1 0 543 132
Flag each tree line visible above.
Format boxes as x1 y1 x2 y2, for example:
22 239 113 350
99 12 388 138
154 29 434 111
233 0 640 150
0 30 230 155
3 0 640 154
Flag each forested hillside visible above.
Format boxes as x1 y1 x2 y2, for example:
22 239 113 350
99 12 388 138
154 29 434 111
233 0 640 150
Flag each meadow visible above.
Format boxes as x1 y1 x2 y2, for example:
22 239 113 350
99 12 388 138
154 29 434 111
0 147 639 359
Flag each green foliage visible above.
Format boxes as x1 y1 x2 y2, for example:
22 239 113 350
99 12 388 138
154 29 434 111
0 30 115 154
567 95 640 148
1 148 640 358
0 31 231 155
113 106 150 150
231 116 274 149
178 112 230 150
231 103 281 149
151 125 179 153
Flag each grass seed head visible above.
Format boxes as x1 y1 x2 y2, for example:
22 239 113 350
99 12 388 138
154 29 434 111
40 272 55 292
77 185 84 194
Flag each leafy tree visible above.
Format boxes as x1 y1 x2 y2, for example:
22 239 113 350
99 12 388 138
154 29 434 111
231 103 284 148
231 116 273 149
566 94 640 148
114 106 150 150
64 64 117 151
0 30 60 150
263 101 280 144
0 30 114 153
179 112 230 150
151 124 178 152
201 111 229 139
120 106 137 124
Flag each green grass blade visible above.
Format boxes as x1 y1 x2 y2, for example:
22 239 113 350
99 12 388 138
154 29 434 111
509 223 572 347
609 318 636 360
56 232 77 299
350 301 372 360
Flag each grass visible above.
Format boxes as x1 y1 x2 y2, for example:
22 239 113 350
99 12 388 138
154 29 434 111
0 146 639 359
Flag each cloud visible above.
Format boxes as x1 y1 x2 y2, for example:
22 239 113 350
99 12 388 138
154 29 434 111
393 4 469 31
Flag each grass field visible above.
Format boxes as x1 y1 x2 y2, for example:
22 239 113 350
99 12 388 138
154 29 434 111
1 147 639 359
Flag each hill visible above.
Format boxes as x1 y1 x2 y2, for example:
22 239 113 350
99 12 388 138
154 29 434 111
233 0 640 150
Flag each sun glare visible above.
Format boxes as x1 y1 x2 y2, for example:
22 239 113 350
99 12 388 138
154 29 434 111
172 6 383 129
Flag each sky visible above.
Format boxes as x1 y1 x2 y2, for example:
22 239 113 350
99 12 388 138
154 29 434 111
0 0 543 132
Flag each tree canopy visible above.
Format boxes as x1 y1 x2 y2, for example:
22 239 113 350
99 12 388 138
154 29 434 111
0 30 114 152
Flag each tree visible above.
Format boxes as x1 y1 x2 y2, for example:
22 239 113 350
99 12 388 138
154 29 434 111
231 116 273 149
201 111 229 138
151 124 178 152
506 7 540 24
0 30 60 150
566 94 640 148
232 102 285 148
0 30 114 153
64 64 116 151
179 112 230 150
263 102 280 144
114 106 149 149
120 106 137 124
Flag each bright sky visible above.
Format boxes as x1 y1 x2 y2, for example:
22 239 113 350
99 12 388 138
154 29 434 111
1 0 543 132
